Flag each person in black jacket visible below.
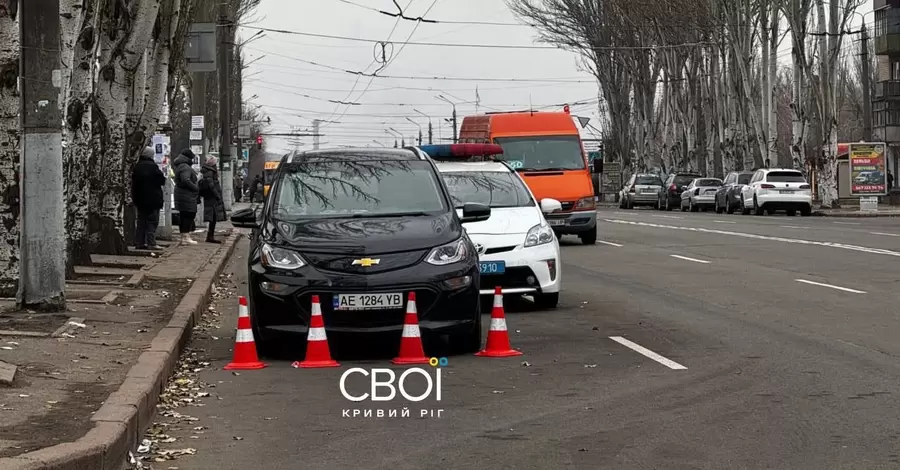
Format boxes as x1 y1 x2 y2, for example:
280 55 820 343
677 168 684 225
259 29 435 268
248 175 261 203
131 147 166 250
199 157 226 244
173 148 200 245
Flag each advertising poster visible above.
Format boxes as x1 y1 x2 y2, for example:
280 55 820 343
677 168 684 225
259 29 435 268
848 142 888 196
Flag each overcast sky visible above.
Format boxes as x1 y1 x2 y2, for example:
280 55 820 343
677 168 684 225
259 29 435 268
238 0 875 154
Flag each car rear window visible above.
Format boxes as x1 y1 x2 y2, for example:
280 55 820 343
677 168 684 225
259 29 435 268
697 179 722 186
636 176 663 185
673 175 698 186
766 171 806 183
737 174 752 184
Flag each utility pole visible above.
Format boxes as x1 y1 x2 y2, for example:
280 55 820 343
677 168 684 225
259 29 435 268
189 0 213 229
861 24 873 141
313 119 321 149
451 107 458 143
217 2 234 211
19 0 65 309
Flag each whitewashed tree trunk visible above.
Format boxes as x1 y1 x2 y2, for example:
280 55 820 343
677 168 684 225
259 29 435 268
91 0 161 254
0 9 20 297
63 0 102 274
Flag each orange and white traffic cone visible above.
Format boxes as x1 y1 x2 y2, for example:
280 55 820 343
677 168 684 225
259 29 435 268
391 292 430 365
224 296 267 370
296 295 339 368
475 287 522 357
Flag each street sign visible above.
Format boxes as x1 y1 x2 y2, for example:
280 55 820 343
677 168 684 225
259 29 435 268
191 115 204 129
238 120 251 139
189 130 202 141
185 23 217 73
242 149 249 160
848 142 888 197
191 145 203 156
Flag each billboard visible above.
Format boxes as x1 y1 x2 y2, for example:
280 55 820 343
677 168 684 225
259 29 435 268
848 142 888 197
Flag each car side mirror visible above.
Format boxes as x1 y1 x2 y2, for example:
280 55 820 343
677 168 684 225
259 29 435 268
460 202 491 224
540 198 563 214
230 207 259 229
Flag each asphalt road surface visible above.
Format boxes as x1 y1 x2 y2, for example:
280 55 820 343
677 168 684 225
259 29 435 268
156 208 900 470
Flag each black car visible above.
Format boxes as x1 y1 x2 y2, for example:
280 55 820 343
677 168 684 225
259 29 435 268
230 148 492 357
657 172 702 211
714 171 753 214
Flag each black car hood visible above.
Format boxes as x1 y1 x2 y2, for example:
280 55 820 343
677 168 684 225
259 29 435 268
264 211 460 254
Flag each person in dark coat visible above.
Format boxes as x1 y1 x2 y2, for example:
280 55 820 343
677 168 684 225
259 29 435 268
173 148 200 245
248 175 261 203
199 156 226 244
131 147 166 250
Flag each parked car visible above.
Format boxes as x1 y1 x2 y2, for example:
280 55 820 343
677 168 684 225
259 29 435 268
658 172 703 211
740 168 812 216
619 173 664 209
680 178 723 212
714 171 753 214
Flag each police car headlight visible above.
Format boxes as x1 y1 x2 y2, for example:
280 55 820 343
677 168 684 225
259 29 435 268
260 243 306 270
425 239 467 266
524 223 554 247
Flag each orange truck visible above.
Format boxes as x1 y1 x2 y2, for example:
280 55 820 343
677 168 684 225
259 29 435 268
458 111 598 244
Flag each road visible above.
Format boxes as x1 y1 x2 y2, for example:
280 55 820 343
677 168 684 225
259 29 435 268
148 208 900 470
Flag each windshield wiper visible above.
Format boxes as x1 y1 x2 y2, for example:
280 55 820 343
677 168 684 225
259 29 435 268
349 211 432 218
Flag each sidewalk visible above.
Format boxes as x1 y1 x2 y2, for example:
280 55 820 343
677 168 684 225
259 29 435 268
813 204 900 217
0 224 240 467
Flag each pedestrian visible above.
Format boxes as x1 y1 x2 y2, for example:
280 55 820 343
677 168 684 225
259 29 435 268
199 156 226 244
248 174 261 202
888 169 894 191
173 148 200 245
131 146 166 250
234 175 243 202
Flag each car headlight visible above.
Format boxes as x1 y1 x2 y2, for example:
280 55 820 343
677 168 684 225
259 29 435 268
575 196 595 210
260 243 306 270
425 238 467 266
525 223 554 247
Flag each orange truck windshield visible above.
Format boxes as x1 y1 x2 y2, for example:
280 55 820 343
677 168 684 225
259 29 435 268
492 135 586 171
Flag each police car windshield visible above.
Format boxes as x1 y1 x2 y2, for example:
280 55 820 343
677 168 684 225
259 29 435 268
493 135 585 171
272 160 447 218
442 171 534 209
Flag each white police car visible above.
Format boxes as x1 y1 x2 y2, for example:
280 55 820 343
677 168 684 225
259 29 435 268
425 144 563 309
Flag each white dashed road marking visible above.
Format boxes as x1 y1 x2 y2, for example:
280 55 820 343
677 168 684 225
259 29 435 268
795 279 867 294
833 221 861 225
670 255 711 264
780 225 805 229
713 220 736 224
610 336 688 370
597 240 623 247
652 215 683 220
871 232 900 237
604 219 900 258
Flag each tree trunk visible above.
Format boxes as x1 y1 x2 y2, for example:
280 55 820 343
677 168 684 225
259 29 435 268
0 9 20 297
63 0 101 276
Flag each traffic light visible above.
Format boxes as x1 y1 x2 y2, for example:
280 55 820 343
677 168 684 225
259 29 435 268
256 134 263 149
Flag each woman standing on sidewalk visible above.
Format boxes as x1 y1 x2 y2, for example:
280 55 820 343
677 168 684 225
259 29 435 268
173 149 200 245
199 156 226 244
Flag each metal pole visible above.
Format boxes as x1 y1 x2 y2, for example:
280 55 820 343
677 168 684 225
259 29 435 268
19 0 66 309
861 24 873 141
217 1 234 211
313 119 321 149
451 105 458 143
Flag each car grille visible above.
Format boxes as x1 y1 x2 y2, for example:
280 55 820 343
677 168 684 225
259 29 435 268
484 245 516 255
480 266 539 291
295 285 440 328
560 202 575 212
302 249 428 274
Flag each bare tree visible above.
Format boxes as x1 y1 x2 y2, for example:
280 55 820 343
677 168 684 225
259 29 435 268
0 2 19 297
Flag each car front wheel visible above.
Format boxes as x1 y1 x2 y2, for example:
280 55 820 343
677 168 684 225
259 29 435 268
449 308 482 354
535 292 559 309
579 225 597 245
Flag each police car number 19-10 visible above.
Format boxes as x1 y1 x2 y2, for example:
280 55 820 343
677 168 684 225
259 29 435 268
334 293 404 311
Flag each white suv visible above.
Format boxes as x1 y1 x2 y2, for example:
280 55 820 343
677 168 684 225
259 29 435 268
740 168 812 216
435 160 563 309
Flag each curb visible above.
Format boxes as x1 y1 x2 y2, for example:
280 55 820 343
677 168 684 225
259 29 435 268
0 231 243 470
812 211 900 218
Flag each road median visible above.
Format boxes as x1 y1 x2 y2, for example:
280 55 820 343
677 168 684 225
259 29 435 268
0 231 242 470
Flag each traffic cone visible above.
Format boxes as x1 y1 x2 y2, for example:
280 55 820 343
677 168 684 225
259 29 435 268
391 292 430 365
475 287 522 357
296 295 339 368
224 296 267 370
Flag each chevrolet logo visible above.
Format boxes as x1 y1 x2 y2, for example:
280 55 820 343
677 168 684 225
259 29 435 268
352 258 380 267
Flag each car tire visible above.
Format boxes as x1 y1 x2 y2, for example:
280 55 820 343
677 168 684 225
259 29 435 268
726 197 735 214
690 200 699 212
741 197 751 215
753 196 764 216
665 198 673 211
579 225 597 245
450 306 482 355
535 292 559 309
787 209 797 216
248 298 279 359
715 199 723 214
800 205 812 217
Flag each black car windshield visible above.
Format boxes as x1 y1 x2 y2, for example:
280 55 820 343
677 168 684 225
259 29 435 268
697 179 722 186
441 171 534 208
636 175 663 185
766 171 806 183
272 160 447 218
737 174 752 184
493 135 586 171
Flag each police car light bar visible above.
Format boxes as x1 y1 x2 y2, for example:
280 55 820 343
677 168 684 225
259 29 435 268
418 144 504 160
